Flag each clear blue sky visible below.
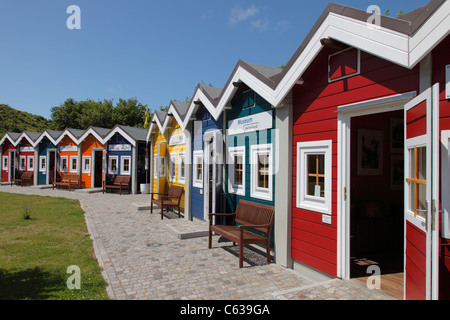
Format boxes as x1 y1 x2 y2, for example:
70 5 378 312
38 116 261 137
0 0 428 119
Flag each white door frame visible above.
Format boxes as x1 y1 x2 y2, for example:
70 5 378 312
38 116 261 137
8 149 17 182
91 148 105 188
203 130 221 220
336 91 416 280
46 149 57 185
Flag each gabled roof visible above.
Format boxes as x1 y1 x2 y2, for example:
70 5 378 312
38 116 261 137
179 84 223 130
146 110 168 142
180 0 448 128
0 132 21 146
78 126 110 145
15 131 42 148
34 129 64 146
54 128 86 145
104 124 147 147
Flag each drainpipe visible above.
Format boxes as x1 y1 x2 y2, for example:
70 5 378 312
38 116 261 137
274 92 293 268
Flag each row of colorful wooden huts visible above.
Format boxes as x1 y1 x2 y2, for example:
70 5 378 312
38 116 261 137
0 125 149 194
1 0 449 300
146 0 450 300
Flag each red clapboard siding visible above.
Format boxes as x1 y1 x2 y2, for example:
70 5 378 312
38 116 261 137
291 247 337 277
406 100 427 139
405 221 427 300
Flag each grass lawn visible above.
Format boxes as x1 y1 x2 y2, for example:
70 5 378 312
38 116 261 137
0 192 110 300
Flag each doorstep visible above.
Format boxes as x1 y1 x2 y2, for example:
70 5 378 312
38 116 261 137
165 218 209 240
75 188 103 193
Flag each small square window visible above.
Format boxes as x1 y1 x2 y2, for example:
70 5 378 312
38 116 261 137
121 156 131 175
250 144 272 201
169 153 177 182
39 156 46 172
70 157 78 173
178 152 185 184
2 156 8 171
193 150 203 188
108 156 118 175
82 156 91 174
60 156 68 173
19 156 26 171
296 140 332 214
228 146 245 195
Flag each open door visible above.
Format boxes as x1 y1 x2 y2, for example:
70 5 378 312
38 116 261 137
203 130 223 220
403 83 439 300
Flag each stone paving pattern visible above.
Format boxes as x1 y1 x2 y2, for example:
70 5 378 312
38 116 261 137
0 185 393 300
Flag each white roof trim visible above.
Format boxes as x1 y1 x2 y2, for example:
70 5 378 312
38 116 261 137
34 131 58 147
103 126 136 147
78 127 107 145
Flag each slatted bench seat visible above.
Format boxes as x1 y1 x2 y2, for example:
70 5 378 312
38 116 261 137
11 172 34 186
102 175 131 195
208 199 275 268
150 185 184 220
52 173 81 191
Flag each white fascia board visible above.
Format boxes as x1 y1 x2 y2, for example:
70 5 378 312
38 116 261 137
146 122 156 142
79 128 106 145
0 134 16 146
409 1 450 68
167 104 184 130
154 115 165 135
16 133 35 148
180 99 198 131
55 130 79 145
33 131 56 148
105 127 137 147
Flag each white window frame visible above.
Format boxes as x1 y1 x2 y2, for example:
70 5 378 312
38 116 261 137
227 146 246 196
250 144 273 201
39 156 46 172
121 156 131 175
82 156 91 174
69 156 78 173
169 153 177 182
159 156 166 177
178 152 185 184
108 156 119 175
2 156 8 171
60 156 68 173
27 156 34 171
19 156 26 171
153 154 158 179
193 150 203 188
296 140 332 215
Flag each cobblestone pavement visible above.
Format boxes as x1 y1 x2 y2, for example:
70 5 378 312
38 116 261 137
0 185 394 300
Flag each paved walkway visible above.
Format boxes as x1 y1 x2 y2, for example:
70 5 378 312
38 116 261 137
0 185 394 300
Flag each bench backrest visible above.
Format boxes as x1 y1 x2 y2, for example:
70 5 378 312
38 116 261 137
21 172 33 179
112 175 130 185
167 185 184 203
235 199 274 231
61 173 80 182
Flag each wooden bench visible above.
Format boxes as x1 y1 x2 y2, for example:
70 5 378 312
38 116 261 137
150 185 184 220
52 173 81 191
208 199 275 268
11 172 34 186
102 175 131 195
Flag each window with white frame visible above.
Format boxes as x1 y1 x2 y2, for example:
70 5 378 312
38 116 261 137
39 156 46 172
250 144 272 201
19 156 26 171
153 155 158 179
178 152 185 184
2 156 8 171
193 150 203 188
108 156 118 175
159 156 166 177
296 140 332 214
228 146 245 195
70 156 78 173
169 153 176 182
27 156 34 171
60 156 68 173
121 156 131 175
82 156 91 174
